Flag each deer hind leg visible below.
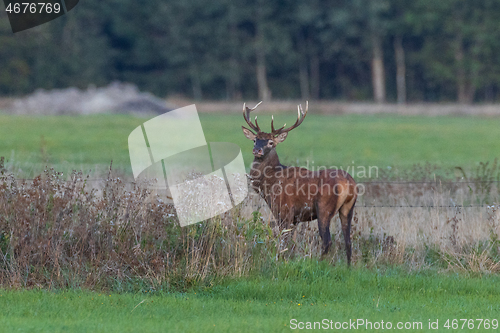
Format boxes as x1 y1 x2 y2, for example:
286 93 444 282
339 200 356 266
317 212 333 257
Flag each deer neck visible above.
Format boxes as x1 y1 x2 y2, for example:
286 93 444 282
249 149 284 191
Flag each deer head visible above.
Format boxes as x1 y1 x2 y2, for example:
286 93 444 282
241 101 308 158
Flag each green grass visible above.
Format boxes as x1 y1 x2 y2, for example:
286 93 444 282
0 114 144 176
1 262 500 332
0 113 499 177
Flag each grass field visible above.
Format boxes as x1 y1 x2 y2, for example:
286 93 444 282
0 112 499 178
1 262 500 332
1 111 500 332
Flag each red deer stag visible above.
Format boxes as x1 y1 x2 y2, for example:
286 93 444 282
242 102 357 265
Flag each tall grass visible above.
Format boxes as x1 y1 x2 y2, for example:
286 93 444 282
0 158 499 291
0 158 282 290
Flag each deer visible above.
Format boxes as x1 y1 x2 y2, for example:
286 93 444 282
241 101 357 265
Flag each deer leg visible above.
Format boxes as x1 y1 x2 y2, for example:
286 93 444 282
339 205 355 266
317 213 333 257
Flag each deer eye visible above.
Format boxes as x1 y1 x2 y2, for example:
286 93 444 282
268 140 274 146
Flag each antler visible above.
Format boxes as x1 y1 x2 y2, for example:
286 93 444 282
242 101 263 133
272 101 308 135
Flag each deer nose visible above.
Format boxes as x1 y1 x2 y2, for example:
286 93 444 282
253 148 263 156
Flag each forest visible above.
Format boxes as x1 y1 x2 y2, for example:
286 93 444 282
1 0 500 103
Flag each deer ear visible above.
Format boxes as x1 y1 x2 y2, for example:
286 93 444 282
274 132 288 144
242 126 257 140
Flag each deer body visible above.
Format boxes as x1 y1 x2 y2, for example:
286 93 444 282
242 102 357 265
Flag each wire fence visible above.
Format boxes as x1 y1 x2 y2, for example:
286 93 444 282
3 177 498 209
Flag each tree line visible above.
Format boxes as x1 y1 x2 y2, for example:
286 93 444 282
1 0 500 103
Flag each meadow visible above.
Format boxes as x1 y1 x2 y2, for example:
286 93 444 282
1 111 500 331
1 263 500 332
1 112 500 178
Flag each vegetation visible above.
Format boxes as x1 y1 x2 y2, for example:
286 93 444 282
1 263 500 332
0 154 499 290
0 114 143 176
1 113 500 178
2 0 500 329
0 112 499 329
2 0 500 102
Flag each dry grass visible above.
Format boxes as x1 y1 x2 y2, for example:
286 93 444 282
0 157 499 291
0 159 281 290
245 190 500 273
